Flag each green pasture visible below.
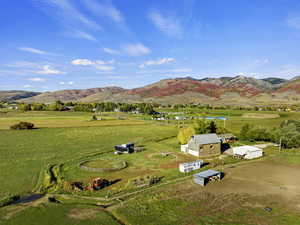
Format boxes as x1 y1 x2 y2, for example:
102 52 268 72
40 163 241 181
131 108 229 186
0 110 300 225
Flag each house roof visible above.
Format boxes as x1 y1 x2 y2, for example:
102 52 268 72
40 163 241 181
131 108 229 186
180 160 204 167
190 133 221 145
232 146 262 155
194 169 221 178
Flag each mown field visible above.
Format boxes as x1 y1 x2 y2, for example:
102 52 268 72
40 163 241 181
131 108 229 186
0 110 300 225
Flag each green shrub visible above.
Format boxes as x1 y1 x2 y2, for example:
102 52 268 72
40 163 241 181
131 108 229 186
0 195 20 207
10 122 35 130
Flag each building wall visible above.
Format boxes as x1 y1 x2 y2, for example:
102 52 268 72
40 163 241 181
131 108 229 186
188 149 199 157
244 150 263 159
199 143 221 155
181 144 188 153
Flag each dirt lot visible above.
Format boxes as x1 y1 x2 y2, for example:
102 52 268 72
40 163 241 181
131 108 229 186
202 160 300 211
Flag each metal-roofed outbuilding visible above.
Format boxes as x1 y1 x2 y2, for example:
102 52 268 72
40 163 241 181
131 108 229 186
193 169 222 186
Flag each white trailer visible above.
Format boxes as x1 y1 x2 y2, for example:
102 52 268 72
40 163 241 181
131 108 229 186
179 160 204 173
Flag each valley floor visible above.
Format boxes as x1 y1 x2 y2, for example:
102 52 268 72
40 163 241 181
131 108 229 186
0 110 300 225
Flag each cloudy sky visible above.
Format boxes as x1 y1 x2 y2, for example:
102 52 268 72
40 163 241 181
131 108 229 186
1 0 300 91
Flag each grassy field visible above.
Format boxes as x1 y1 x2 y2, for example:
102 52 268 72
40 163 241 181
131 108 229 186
0 110 300 225
111 156 300 225
0 203 120 225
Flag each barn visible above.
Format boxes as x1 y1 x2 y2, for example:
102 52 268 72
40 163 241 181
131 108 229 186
193 169 222 186
179 160 204 173
232 145 263 159
181 134 221 157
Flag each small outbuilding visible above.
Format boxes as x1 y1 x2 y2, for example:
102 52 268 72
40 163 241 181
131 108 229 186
179 160 204 173
175 116 187 120
193 169 222 186
232 145 263 159
114 143 135 154
218 133 237 143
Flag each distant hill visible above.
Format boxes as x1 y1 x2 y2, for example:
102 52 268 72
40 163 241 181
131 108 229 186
19 87 125 103
0 91 40 102
2 75 300 105
276 77 300 94
262 77 287 85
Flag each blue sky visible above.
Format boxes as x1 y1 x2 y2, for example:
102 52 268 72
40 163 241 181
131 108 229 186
1 0 300 91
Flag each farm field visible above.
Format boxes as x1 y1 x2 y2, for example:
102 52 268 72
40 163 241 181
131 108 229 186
112 157 300 225
0 110 300 225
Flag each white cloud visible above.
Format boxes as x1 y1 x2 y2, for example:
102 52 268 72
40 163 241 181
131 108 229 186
18 47 53 55
72 30 97 41
82 0 124 23
59 81 75 85
71 59 95 66
149 11 183 38
71 59 114 66
94 65 114 71
287 16 300 29
28 77 46 82
140 58 175 68
71 59 115 71
252 59 269 66
24 84 33 88
36 0 101 31
36 65 63 74
122 43 151 56
103 47 120 55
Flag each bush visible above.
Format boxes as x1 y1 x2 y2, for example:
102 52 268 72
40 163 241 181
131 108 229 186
10 122 35 130
91 115 98 121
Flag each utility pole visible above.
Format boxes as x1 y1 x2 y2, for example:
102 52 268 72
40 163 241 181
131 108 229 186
279 137 282 153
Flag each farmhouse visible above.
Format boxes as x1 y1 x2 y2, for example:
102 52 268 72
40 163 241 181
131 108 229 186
193 169 222 186
181 134 221 157
232 145 263 159
179 160 204 173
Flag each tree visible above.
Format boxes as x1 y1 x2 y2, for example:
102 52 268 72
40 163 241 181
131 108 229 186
177 127 195 144
19 103 31 111
194 120 208 134
144 104 155 115
207 121 217 133
10 122 35 130
239 124 252 140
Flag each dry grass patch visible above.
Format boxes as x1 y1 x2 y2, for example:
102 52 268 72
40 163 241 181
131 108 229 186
242 113 280 119
68 208 100 220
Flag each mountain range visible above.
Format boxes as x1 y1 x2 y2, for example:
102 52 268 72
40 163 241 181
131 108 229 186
1 75 300 106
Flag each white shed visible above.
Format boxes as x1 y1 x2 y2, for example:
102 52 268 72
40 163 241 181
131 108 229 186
232 146 263 159
179 160 204 173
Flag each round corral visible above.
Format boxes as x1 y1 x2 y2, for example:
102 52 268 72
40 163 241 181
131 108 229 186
79 159 127 172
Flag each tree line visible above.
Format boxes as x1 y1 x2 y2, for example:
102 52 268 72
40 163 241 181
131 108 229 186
178 119 300 149
16 101 156 115
240 120 300 149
